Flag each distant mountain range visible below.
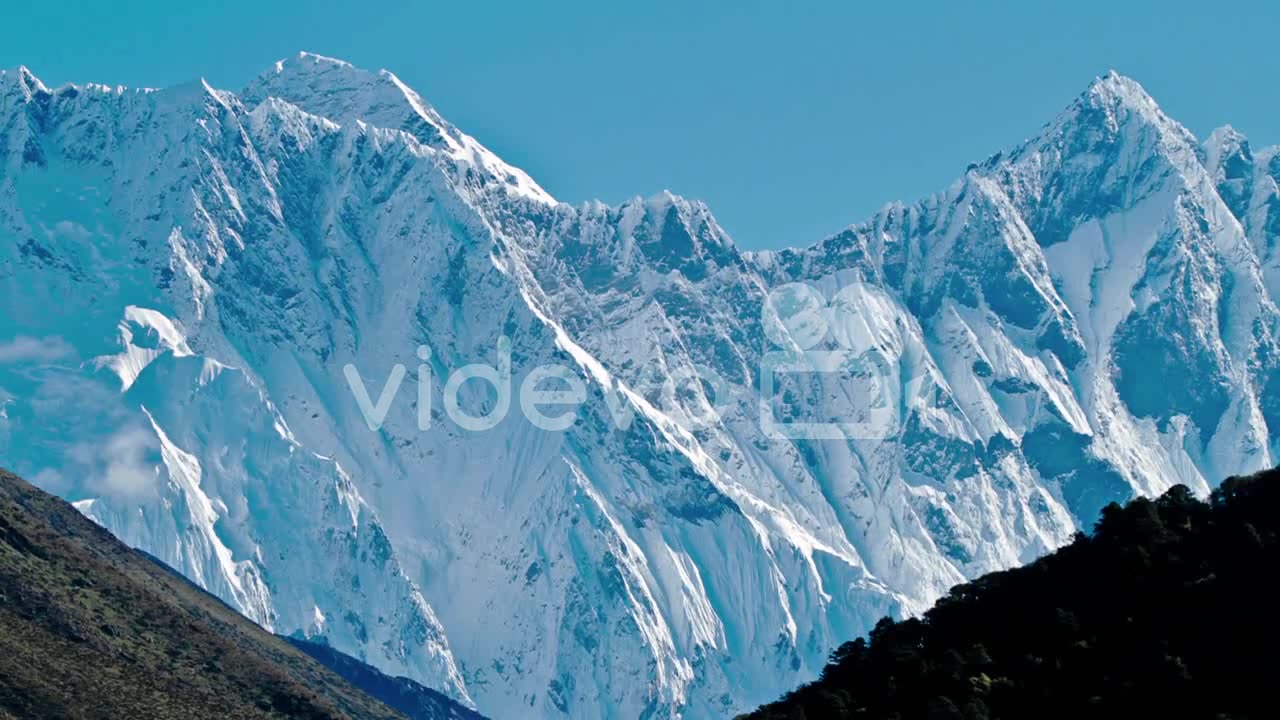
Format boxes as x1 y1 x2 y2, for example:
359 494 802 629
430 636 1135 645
1 54 1276 717
0 466 481 719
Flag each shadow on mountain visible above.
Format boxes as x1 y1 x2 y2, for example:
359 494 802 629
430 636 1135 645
285 637 487 720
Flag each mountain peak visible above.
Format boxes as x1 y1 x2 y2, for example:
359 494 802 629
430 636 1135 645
989 68 1199 192
1207 123 1245 142
287 51 355 71
1204 124 1252 169
253 51 381 96
257 51 369 87
244 53 555 205
244 51 461 149
1079 69 1165 121
2 64 50 99
15 64 39 82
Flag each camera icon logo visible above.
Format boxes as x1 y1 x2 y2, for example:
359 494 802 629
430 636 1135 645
758 281 904 440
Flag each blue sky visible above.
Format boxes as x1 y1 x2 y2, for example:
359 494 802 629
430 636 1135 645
6 1 1278 249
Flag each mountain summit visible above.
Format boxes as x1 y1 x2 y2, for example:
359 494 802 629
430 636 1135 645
1 57 1276 718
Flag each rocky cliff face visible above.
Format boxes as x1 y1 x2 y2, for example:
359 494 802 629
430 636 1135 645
1 56 1275 718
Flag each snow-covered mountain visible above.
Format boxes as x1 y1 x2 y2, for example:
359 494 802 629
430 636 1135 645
1 55 1275 718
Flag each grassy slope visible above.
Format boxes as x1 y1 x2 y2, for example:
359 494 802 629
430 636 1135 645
0 466 408 720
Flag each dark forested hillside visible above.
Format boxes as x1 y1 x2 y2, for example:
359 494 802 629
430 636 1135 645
742 468 1280 720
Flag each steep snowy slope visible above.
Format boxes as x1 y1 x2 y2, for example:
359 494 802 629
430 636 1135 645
1 57 1276 719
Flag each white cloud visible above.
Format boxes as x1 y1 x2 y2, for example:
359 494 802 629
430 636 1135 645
31 467 71 495
89 425 160 499
52 220 92 242
0 336 74 364
53 425 162 501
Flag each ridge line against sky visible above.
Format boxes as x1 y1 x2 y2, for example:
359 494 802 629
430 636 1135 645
5 0 1278 250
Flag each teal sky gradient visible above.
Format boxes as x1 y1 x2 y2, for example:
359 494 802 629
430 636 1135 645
5 1 1279 249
